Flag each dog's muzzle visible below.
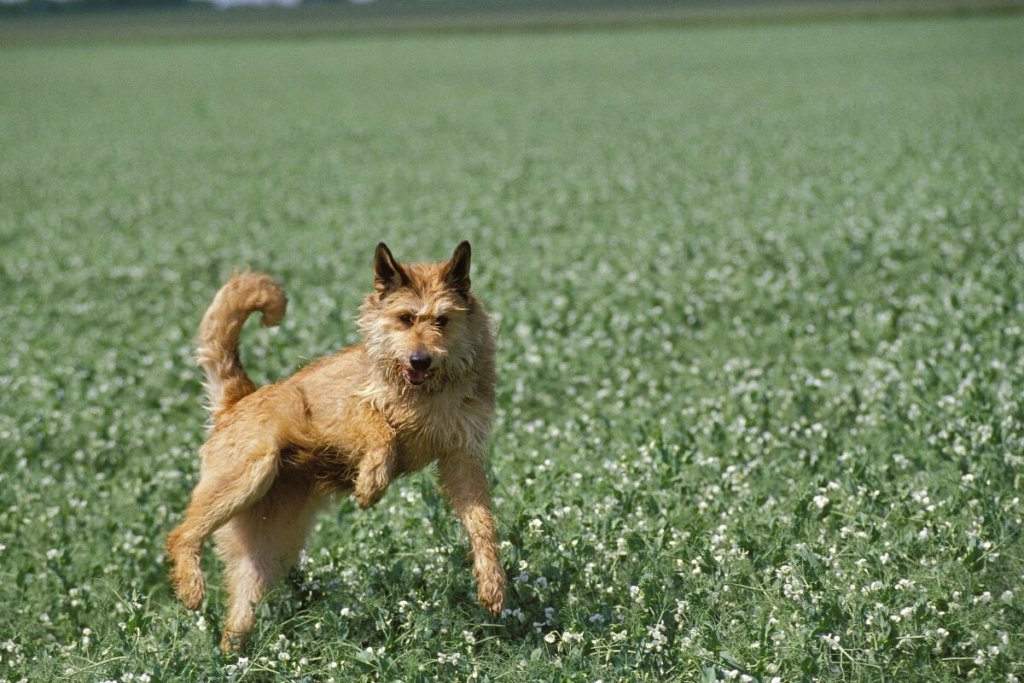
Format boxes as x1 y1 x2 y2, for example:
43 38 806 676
405 352 432 385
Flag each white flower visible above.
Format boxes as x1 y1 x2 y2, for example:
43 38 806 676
644 622 668 652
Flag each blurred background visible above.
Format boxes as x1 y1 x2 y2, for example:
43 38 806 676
3 0 1022 43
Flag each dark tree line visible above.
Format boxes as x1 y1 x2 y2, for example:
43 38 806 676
0 0 355 14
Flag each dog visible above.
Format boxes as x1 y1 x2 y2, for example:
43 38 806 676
165 241 507 652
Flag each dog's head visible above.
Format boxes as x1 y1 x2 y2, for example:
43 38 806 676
359 241 485 391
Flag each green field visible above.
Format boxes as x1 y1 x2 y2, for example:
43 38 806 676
2 11 1024 682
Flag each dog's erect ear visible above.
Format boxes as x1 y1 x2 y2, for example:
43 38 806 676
443 241 471 295
374 242 410 296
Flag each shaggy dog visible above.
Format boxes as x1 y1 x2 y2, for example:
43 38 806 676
165 242 506 651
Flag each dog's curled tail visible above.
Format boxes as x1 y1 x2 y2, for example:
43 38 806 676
197 272 287 417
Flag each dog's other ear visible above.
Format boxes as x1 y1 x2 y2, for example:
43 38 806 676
443 241 471 295
374 242 410 296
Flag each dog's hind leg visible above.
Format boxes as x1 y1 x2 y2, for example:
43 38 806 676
166 418 287 610
215 474 321 652
167 385 310 611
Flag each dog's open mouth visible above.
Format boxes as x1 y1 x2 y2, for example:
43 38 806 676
403 367 429 386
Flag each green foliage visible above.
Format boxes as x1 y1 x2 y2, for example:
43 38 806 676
1 14 1023 682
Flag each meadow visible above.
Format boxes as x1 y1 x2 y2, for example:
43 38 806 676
1 10 1023 682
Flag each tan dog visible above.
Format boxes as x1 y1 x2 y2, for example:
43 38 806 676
165 241 506 651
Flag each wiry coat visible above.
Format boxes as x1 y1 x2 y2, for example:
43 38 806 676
165 242 506 652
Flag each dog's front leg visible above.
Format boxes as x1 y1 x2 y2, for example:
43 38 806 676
354 442 397 509
437 452 507 615
351 406 398 509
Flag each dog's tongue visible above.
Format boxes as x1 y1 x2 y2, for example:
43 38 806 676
405 367 427 385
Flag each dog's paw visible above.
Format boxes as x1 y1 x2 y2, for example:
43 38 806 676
170 560 206 611
354 486 385 510
477 573 507 616
220 630 247 654
354 464 390 509
354 490 379 510
167 534 206 610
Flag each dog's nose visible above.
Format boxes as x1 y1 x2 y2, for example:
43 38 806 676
409 352 432 372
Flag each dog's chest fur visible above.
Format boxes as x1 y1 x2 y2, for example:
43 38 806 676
384 386 492 476
297 396 488 495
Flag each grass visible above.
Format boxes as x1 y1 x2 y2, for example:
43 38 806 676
1 10 1023 682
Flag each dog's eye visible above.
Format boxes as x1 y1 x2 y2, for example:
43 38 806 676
399 314 414 327
436 315 449 328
